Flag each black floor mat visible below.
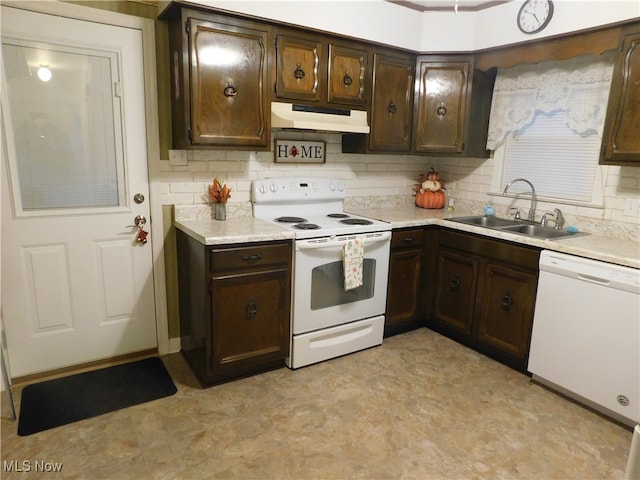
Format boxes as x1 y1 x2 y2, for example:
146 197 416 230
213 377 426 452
17 357 177 436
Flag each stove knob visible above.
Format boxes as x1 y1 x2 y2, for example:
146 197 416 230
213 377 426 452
259 183 267 194
270 183 277 193
329 182 336 191
337 183 345 192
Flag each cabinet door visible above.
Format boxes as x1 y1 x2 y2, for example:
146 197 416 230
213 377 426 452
474 262 537 362
328 44 367 106
276 34 322 102
188 18 268 146
414 59 470 153
369 53 414 152
600 27 640 165
386 247 422 332
434 248 478 335
211 268 290 374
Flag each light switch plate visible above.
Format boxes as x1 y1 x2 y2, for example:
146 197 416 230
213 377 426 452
169 150 188 166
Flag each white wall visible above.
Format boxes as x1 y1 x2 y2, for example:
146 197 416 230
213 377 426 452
159 0 640 52
160 0 423 50
424 0 640 52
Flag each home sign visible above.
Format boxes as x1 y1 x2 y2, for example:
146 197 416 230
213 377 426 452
274 140 326 163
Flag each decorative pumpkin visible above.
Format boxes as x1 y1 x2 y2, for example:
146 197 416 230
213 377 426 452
415 189 446 209
414 167 446 209
422 180 442 192
426 167 440 181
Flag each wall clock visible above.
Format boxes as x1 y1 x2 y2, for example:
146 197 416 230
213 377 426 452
517 0 554 34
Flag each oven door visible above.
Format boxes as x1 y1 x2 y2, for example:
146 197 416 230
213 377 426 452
293 231 391 335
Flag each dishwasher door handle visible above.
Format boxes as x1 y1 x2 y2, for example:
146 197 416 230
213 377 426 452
577 273 611 286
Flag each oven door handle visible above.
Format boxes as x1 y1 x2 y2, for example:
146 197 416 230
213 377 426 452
296 231 391 250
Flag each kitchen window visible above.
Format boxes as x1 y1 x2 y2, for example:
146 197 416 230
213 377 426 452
487 53 615 208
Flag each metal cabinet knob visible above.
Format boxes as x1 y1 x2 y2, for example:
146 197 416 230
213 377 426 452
246 299 258 318
294 64 305 81
501 293 513 311
242 254 263 264
223 85 238 97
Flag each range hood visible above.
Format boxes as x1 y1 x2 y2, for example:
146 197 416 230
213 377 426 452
271 102 370 134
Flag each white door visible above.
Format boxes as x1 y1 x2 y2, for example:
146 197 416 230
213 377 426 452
1 5 157 377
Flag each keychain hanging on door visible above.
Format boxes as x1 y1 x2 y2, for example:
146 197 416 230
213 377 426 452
130 215 149 244
136 228 149 244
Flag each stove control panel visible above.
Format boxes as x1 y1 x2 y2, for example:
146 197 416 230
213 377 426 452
252 177 346 203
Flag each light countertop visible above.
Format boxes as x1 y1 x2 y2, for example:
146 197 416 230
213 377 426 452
347 205 639 269
175 217 295 245
175 206 639 269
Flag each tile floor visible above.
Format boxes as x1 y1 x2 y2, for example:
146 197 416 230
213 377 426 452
1 329 633 479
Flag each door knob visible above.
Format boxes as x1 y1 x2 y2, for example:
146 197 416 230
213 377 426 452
126 215 146 229
133 215 146 227
133 193 145 204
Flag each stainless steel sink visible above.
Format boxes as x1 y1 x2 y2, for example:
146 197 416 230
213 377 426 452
499 224 581 239
448 215 521 228
447 215 588 240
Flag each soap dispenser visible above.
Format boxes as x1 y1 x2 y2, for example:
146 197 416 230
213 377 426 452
484 201 495 217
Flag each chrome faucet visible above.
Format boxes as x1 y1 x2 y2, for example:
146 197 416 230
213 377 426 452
553 208 565 230
502 178 537 222
540 208 565 229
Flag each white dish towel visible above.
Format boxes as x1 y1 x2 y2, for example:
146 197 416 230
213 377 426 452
343 238 364 290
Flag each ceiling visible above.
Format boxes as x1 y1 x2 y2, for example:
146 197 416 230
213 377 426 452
387 0 513 12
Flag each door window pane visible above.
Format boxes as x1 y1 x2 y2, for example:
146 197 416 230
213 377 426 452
2 40 124 211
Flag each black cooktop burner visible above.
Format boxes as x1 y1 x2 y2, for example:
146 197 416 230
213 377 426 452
340 218 373 225
327 213 349 218
276 216 307 223
294 223 320 230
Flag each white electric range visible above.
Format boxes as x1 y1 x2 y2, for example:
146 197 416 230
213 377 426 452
252 177 391 368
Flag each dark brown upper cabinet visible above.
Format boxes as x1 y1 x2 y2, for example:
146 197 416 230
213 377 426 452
275 31 369 109
327 44 368 107
342 50 415 154
369 52 415 152
167 8 270 149
412 56 495 157
275 34 322 102
600 23 640 166
413 57 470 154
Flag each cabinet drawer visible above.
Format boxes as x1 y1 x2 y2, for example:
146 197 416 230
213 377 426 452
391 228 424 249
210 243 291 272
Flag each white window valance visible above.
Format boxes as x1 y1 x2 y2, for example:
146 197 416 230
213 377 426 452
486 53 615 150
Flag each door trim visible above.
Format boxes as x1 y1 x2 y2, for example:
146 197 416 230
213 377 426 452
2 1 169 356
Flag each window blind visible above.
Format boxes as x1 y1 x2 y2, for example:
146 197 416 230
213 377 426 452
503 111 601 203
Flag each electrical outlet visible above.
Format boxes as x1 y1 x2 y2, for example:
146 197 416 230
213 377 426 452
623 198 640 218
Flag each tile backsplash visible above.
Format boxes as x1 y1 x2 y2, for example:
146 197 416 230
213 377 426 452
162 131 640 241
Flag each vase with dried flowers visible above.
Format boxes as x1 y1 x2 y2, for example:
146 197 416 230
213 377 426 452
208 178 232 220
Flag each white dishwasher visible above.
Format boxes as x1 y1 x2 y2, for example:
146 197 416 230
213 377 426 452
528 250 640 427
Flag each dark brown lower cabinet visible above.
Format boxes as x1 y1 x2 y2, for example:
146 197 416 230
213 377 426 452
385 228 425 336
176 230 291 386
474 262 538 362
429 229 540 372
